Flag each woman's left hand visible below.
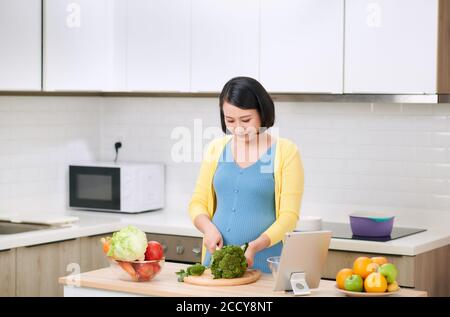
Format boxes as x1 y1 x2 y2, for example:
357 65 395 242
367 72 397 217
244 244 256 268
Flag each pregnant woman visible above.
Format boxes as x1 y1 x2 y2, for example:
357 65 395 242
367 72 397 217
188 77 304 273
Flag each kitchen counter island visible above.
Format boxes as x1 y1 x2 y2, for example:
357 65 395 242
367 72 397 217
59 261 427 297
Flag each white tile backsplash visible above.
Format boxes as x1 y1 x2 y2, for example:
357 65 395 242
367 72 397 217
98 98 450 219
0 96 101 213
1 95 450 220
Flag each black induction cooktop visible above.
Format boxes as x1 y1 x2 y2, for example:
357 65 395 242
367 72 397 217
322 222 426 242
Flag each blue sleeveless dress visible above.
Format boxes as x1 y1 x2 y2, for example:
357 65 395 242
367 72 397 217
202 140 282 273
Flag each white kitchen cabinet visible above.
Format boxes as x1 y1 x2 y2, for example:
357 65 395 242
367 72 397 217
126 0 190 92
344 0 438 94
0 0 41 91
260 0 344 93
191 0 259 92
44 0 116 91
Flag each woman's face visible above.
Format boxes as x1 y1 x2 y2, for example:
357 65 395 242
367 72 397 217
222 101 261 141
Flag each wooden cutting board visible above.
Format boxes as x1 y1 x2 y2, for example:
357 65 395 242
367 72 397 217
183 269 261 286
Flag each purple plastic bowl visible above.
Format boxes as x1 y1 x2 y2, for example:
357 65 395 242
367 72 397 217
349 214 394 237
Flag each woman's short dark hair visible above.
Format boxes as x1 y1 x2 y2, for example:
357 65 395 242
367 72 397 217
219 76 275 134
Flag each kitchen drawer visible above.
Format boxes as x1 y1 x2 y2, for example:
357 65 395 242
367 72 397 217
146 233 202 264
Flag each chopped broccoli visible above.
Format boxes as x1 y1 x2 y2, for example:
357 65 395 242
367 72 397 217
210 243 248 279
187 263 206 276
175 263 206 282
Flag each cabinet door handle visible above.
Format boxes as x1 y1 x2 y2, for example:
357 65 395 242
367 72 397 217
176 245 185 255
192 247 201 255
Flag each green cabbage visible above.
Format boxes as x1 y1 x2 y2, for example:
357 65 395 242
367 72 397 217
107 225 147 261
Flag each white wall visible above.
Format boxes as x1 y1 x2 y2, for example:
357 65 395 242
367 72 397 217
0 96 100 213
1 95 450 225
100 98 450 225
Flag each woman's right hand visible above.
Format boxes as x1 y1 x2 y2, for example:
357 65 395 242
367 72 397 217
193 214 223 254
204 225 223 254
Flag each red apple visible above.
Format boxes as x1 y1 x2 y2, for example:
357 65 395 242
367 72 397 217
145 241 164 261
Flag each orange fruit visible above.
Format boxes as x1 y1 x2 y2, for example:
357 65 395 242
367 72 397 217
364 272 388 292
353 257 373 279
336 268 353 289
371 256 388 266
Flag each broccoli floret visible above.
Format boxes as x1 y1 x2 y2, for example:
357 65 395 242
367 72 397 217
210 244 248 279
186 263 206 276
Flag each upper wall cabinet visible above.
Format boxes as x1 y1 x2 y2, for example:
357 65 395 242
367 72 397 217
0 0 41 91
43 0 115 91
126 0 190 92
260 0 344 93
190 0 259 92
344 0 438 94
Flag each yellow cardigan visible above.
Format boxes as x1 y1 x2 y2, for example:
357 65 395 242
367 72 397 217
188 135 304 253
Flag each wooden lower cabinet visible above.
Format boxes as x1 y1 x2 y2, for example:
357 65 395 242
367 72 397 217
12 232 113 297
16 239 81 297
80 233 112 273
0 249 16 296
414 244 450 297
322 244 450 297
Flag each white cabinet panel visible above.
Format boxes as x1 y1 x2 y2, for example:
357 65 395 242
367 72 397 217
344 0 438 94
44 0 113 91
260 0 344 93
0 0 41 91
191 0 259 92
126 0 190 92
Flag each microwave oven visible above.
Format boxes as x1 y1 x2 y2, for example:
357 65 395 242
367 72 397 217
69 162 164 213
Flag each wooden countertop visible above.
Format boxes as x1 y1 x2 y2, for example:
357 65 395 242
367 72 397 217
59 262 427 297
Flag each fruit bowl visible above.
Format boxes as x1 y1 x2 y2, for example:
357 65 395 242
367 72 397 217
335 285 401 297
109 257 165 282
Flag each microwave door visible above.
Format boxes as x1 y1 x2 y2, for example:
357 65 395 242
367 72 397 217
69 166 120 211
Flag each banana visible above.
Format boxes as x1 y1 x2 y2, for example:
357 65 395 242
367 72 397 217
387 281 400 292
